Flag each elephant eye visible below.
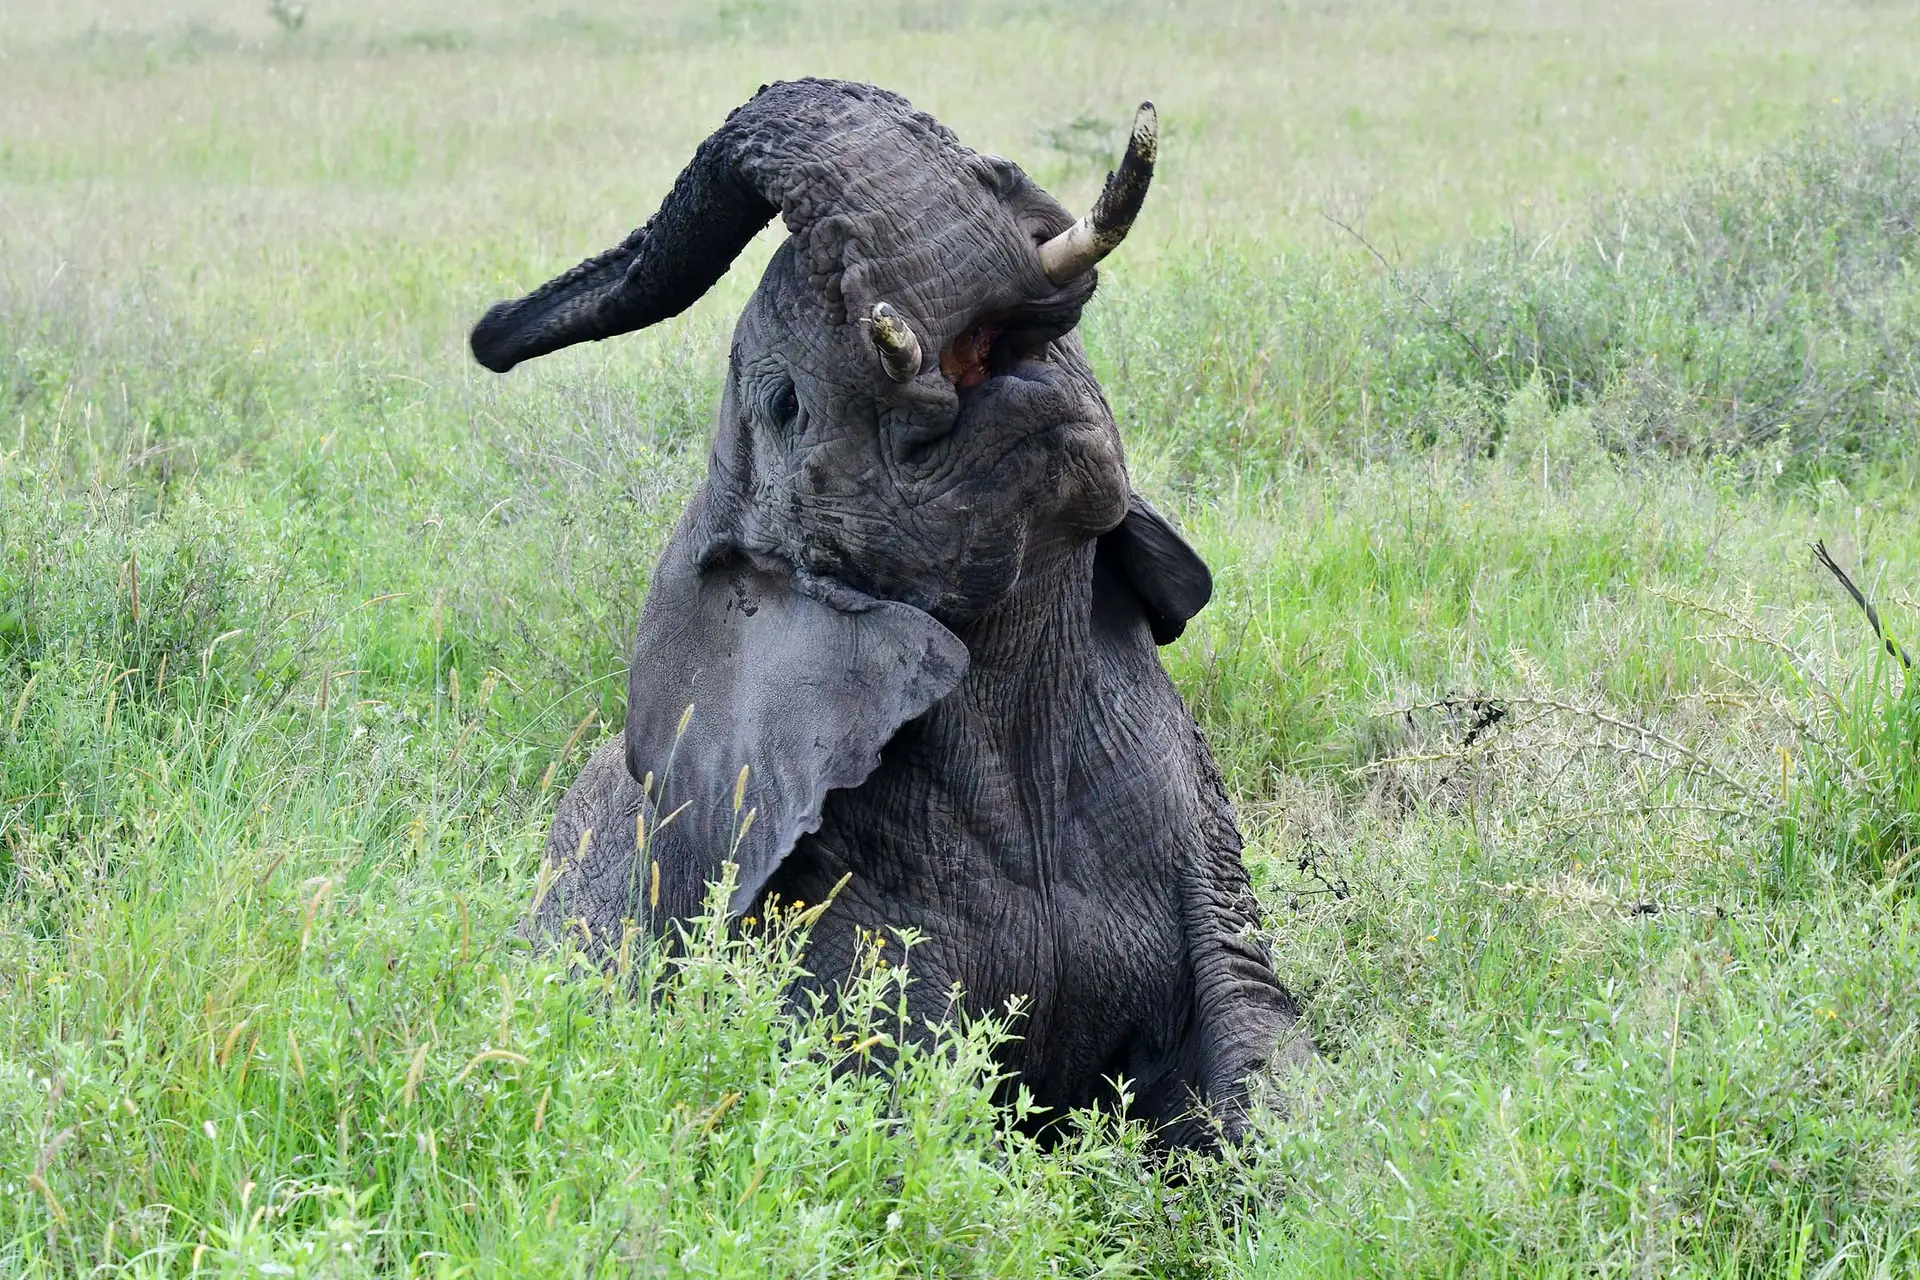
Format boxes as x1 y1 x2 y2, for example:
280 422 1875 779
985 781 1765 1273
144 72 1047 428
770 381 800 428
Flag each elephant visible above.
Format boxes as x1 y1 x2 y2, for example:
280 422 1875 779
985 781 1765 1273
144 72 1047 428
470 79 1303 1149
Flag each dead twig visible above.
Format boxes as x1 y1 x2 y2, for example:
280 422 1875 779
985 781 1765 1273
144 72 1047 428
1812 540 1912 670
1477 877 1733 921
1383 693 1764 804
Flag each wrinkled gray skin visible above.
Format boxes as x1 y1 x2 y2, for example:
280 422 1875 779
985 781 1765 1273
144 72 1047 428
474 79 1304 1149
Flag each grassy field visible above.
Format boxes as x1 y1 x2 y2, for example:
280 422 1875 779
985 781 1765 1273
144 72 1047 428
5 0 1920 1274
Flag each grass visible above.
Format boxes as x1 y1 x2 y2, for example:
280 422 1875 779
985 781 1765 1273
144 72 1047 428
5 0 1920 1274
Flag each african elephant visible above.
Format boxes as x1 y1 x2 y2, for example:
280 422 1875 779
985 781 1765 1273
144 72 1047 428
471 79 1302 1148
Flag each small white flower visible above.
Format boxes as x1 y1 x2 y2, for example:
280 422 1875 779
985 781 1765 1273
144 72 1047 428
885 1211 903 1233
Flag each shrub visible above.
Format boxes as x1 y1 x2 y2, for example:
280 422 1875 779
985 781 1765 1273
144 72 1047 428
1101 106 1920 485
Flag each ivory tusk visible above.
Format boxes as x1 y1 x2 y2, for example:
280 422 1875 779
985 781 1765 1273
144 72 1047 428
1037 101 1159 285
867 301 923 382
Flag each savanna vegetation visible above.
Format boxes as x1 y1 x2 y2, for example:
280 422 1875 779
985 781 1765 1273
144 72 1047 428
5 1 1920 1274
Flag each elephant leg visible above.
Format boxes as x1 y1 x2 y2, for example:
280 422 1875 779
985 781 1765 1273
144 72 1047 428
1169 719 1309 1147
531 736 648 954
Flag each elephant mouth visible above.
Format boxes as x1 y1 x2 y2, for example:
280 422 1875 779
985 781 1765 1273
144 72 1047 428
940 298 1083 392
883 293 1103 479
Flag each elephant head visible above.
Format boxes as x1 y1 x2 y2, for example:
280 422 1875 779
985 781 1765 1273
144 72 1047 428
472 80 1209 927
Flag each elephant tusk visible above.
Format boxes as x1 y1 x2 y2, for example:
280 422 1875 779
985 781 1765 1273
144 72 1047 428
867 301 923 382
1036 101 1158 286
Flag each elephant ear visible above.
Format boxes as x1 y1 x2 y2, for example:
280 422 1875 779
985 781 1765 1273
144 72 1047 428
625 506 968 924
1097 493 1214 645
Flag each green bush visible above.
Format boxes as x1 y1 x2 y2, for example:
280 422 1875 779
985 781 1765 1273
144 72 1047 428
1101 108 1920 485
1406 107 1920 471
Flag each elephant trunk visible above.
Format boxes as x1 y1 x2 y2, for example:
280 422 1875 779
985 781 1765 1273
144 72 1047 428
470 81 918 374
468 83 1159 374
